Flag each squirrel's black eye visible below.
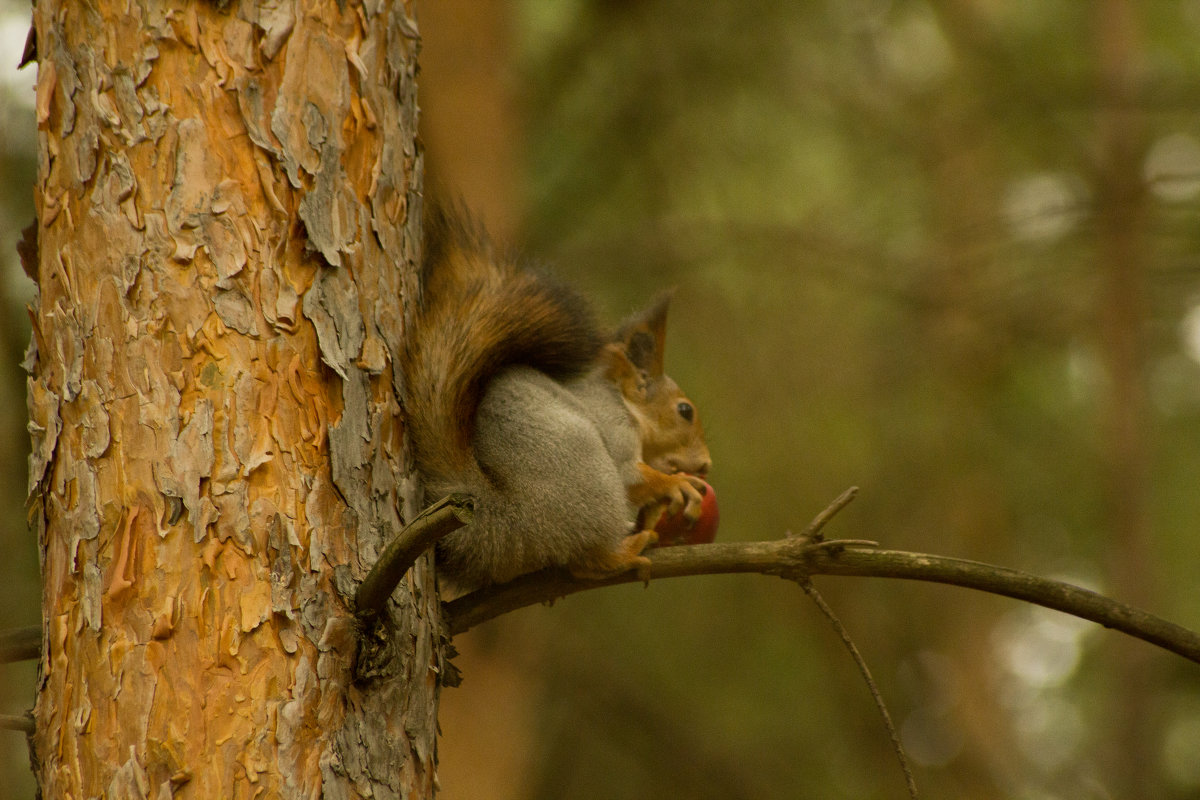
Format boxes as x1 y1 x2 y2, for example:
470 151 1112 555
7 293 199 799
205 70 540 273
677 401 694 422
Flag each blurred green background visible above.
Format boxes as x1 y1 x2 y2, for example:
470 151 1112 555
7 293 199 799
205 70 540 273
6 1 1200 798
423 2 1200 799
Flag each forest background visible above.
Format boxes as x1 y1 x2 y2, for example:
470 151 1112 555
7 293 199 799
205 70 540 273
4 1 1200 798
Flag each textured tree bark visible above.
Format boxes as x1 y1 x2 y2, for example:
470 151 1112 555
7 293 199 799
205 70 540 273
27 1 436 798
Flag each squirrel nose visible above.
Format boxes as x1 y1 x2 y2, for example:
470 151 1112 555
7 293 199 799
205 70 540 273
670 456 710 477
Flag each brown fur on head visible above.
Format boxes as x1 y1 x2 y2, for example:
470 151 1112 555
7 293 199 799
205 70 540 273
605 294 711 476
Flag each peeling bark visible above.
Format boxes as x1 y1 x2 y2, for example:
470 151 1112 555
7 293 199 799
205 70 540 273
29 2 436 798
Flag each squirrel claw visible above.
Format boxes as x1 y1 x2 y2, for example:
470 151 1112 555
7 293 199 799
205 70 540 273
676 475 706 526
659 473 704 520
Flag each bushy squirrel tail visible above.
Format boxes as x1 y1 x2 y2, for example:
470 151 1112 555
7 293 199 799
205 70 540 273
403 206 604 486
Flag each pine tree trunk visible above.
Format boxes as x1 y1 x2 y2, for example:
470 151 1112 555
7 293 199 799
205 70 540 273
27 2 436 797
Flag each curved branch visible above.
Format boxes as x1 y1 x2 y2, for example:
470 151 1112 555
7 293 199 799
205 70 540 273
355 493 474 619
442 539 1200 665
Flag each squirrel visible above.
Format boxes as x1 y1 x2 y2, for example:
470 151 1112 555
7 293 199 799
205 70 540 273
402 207 711 589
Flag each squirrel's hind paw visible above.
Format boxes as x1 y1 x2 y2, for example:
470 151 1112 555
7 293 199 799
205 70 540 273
569 530 657 581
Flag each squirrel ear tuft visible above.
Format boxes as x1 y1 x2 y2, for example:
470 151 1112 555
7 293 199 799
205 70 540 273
616 290 673 376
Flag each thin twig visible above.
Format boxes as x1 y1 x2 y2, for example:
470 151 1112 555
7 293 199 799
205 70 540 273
355 493 474 618
793 485 859 541
798 579 918 800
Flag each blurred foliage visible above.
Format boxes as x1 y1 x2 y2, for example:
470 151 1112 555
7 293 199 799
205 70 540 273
1 0 39 797
477 0 1200 798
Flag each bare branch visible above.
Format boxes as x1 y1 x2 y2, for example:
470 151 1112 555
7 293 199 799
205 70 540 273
0 625 40 664
0 713 34 734
442 539 1200 666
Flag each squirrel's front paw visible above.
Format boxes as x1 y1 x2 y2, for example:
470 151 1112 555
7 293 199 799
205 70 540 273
630 463 709 528
665 473 707 525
